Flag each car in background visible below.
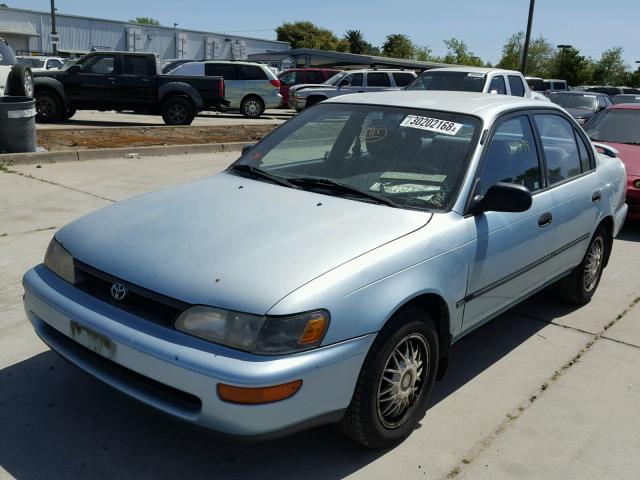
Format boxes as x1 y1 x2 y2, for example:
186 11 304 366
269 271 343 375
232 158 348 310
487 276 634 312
168 60 281 118
407 67 549 101
611 94 640 105
548 91 612 124
288 69 416 111
584 104 640 219
0 38 34 97
544 79 568 91
16 56 65 72
578 86 640 96
24 90 627 448
277 68 342 107
525 76 546 93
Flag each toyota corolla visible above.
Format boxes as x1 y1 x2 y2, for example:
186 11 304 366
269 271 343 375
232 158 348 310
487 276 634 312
23 91 627 448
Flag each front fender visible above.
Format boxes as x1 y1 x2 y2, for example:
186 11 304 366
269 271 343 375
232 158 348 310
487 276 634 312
33 77 69 108
159 82 203 110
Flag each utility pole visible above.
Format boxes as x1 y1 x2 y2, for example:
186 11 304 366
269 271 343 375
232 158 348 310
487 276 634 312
520 0 535 74
557 44 572 80
50 0 57 54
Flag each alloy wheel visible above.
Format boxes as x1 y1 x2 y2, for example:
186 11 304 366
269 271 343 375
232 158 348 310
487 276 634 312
24 71 34 97
584 236 604 292
244 99 261 117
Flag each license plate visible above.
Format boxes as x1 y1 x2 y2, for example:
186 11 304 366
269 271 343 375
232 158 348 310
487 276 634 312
69 321 117 360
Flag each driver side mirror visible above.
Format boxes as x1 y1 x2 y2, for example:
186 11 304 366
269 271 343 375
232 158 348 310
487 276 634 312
471 182 532 214
68 65 81 74
339 80 350 87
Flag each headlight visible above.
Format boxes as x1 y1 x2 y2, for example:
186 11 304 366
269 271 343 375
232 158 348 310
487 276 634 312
44 237 75 284
175 307 329 354
634 179 640 189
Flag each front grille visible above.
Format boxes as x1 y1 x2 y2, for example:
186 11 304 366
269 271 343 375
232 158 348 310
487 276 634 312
74 261 189 327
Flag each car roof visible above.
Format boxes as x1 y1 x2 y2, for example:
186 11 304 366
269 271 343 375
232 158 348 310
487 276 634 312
426 66 521 75
609 103 640 110
328 90 559 119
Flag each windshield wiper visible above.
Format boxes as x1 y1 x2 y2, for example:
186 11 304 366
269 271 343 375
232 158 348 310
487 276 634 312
229 164 299 189
288 177 400 208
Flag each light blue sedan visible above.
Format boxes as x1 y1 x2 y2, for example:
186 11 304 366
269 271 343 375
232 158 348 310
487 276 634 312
23 91 627 448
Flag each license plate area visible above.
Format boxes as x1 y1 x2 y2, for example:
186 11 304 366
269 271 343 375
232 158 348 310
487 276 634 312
69 320 117 360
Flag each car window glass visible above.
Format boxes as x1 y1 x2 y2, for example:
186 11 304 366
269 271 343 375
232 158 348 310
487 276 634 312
479 116 541 195
279 71 296 85
204 64 239 80
240 65 268 80
47 59 63 69
123 56 150 76
393 72 415 87
488 75 506 95
341 73 363 87
584 109 640 144
305 71 325 83
173 62 204 76
534 114 582 185
367 72 391 87
597 96 606 108
575 131 592 172
507 75 525 97
85 57 115 74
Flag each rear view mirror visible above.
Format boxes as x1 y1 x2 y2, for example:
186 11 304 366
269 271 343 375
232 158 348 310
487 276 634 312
474 182 532 213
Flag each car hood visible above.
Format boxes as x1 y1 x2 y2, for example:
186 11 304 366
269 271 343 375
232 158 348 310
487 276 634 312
294 84 337 94
598 141 640 176
57 172 431 314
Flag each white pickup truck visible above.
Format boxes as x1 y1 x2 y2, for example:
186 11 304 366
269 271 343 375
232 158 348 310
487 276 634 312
408 66 549 101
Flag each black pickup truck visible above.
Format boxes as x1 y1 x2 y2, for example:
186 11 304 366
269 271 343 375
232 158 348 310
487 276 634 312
33 52 226 125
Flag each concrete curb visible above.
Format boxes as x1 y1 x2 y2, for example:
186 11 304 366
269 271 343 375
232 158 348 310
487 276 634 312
0 141 248 166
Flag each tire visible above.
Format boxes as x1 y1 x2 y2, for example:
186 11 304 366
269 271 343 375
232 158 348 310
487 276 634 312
337 307 439 448
7 65 34 97
240 96 264 118
35 90 64 123
161 97 196 125
305 96 325 109
62 108 76 121
553 226 607 305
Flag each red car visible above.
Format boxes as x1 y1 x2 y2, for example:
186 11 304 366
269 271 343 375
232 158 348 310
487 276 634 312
584 104 640 220
277 68 342 107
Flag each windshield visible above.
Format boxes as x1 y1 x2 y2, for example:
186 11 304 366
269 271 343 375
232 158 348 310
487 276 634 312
585 109 640 144
549 93 598 111
232 103 480 211
612 95 640 105
324 71 349 86
407 71 486 93
17 57 45 68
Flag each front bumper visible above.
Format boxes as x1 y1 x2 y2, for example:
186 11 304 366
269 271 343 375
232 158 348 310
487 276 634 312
626 180 640 220
23 265 374 438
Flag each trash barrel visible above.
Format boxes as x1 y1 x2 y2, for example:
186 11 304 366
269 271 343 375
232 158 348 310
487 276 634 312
0 96 37 154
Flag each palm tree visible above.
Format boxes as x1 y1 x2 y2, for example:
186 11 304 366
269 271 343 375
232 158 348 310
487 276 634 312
344 30 366 55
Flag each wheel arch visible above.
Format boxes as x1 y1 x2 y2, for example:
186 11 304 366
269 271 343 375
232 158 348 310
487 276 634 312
159 83 202 110
597 215 614 268
33 78 69 109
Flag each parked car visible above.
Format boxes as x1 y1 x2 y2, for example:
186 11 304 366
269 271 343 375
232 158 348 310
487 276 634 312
16 56 65 72
548 91 612 124
168 60 281 118
525 76 546 93
33 52 226 125
407 67 549 101
611 94 640 105
24 91 627 448
578 85 640 96
0 37 34 97
544 79 568 91
277 68 342 107
289 69 416 111
584 104 640 219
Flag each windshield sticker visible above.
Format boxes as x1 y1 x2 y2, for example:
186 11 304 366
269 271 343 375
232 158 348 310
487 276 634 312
400 115 463 136
365 125 388 143
467 72 485 78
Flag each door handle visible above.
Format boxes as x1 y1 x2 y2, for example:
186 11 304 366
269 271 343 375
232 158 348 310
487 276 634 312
592 190 602 203
538 212 553 228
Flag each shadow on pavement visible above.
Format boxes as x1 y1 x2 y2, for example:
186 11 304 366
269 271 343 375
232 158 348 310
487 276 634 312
0 307 557 480
617 219 640 242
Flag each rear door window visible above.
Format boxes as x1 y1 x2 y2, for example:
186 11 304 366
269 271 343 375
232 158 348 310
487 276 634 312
508 75 525 97
123 56 151 76
204 64 240 80
393 72 416 87
534 114 583 185
367 72 391 87
488 75 507 95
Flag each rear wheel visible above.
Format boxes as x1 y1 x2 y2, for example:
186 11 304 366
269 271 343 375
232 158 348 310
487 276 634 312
7 65 34 97
240 96 264 118
161 97 195 125
35 90 63 122
553 226 607 304
337 307 439 448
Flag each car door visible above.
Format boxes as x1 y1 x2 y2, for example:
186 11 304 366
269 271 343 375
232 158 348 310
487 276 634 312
532 112 602 276
205 63 243 109
462 113 555 331
65 54 120 107
507 75 526 97
365 72 392 92
116 55 156 106
336 72 363 95
487 74 507 95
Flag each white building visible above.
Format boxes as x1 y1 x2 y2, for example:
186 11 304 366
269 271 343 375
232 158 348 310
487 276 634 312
0 6 289 60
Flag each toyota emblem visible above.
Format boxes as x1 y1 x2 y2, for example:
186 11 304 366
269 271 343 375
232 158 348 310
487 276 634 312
110 282 127 301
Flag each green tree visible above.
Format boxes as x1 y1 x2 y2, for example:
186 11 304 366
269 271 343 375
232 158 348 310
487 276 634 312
592 47 629 85
129 17 160 26
276 21 346 51
344 29 366 54
412 44 434 62
442 38 483 66
382 34 413 59
549 47 595 86
497 32 555 76
497 32 525 70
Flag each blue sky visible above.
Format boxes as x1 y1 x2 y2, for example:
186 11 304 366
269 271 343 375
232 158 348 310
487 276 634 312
16 0 640 66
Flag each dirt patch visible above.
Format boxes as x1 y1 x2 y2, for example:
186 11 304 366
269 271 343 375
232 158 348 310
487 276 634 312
36 124 278 151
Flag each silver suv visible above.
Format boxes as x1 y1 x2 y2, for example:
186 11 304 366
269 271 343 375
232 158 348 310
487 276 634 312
168 60 282 118
0 38 34 97
288 69 416 111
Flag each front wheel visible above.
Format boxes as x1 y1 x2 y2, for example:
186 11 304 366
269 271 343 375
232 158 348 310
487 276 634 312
553 227 607 304
337 307 439 448
35 91 63 122
240 96 264 118
161 97 195 125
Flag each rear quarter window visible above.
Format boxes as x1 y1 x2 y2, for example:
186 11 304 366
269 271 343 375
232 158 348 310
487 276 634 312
240 65 268 80
393 72 416 87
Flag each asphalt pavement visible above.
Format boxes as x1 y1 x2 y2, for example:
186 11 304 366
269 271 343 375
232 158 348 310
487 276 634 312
1 152 639 480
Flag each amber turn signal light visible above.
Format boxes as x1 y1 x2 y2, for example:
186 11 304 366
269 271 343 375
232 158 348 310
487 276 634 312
217 380 302 404
299 317 327 344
